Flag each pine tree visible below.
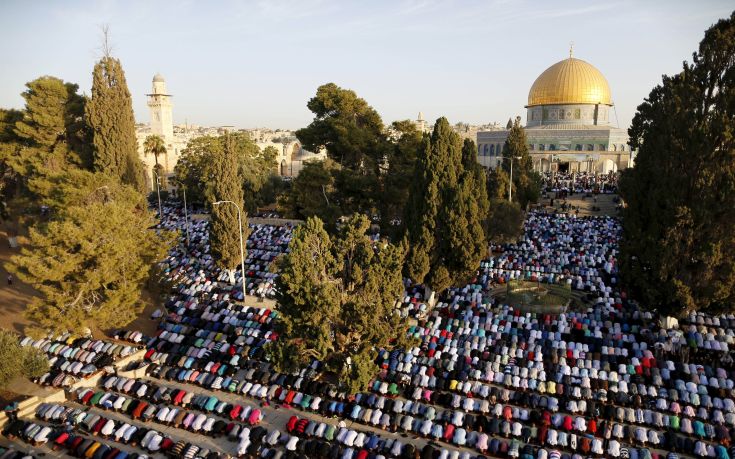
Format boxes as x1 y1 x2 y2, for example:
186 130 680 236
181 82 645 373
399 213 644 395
6 169 173 333
270 214 409 393
7 77 89 181
296 83 388 217
86 56 145 192
208 134 248 271
405 118 489 293
501 119 540 209
620 11 735 315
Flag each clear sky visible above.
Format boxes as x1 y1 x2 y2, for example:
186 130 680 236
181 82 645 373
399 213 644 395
1 0 732 131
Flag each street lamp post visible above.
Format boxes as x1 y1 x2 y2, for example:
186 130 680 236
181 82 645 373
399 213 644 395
181 185 190 248
152 170 163 218
213 200 247 302
507 156 523 202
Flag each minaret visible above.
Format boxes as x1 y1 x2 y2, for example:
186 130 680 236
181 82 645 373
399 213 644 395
416 112 427 133
147 74 173 141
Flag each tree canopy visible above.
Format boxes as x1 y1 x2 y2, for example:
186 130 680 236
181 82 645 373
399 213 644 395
0 330 48 388
86 56 145 192
7 169 173 333
278 159 341 225
144 134 167 168
296 83 388 219
404 117 489 293
501 119 540 209
269 214 409 393
175 132 276 214
619 11 735 316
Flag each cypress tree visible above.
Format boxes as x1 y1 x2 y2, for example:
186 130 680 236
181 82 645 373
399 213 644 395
208 133 248 271
86 56 145 192
405 118 489 294
620 12 735 315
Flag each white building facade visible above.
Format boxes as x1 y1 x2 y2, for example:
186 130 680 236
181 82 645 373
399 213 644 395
477 53 632 174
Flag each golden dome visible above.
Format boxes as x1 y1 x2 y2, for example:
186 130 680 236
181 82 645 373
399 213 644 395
527 57 612 107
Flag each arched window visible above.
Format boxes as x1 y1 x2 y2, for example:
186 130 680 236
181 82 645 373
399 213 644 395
549 144 556 151
489 144 495 156
575 144 582 151
586 144 594 151
539 144 545 151
598 144 606 151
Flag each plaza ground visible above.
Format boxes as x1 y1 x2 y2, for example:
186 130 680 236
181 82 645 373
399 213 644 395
537 192 619 217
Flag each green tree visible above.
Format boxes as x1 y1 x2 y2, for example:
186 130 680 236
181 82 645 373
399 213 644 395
4 77 90 185
270 214 408 393
501 119 540 209
255 174 289 209
208 134 248 271
461 138 490 229
0 109 24 220
404 118 489 293
1 77 92 223
487 166 511 201
0 330 49 388
486 200 524 243
620 11 735 316
277 159 341 225
381 120 422 238
6 170 173 333
143 134 167 171
175 132 275 213
86 56 145 192
296 83 386 217
152 163 167 190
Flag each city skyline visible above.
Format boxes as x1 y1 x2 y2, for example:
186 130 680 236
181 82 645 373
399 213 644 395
1 0 732 130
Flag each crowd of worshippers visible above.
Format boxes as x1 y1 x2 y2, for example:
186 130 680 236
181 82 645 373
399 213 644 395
484 212 619 291
156 204 293 300
0 446 32 459
130 203 735 458
17 335 139 388
9 203 735 458
541 172 619 195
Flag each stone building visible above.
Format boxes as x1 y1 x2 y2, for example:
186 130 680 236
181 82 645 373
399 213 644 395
136 74 189 192
136 75 326 192
477 50 632 173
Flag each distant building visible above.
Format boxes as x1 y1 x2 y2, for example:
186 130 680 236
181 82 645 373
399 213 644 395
477 50 632 173
137 74 188 192
415 112 428 133
136 75 326 192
